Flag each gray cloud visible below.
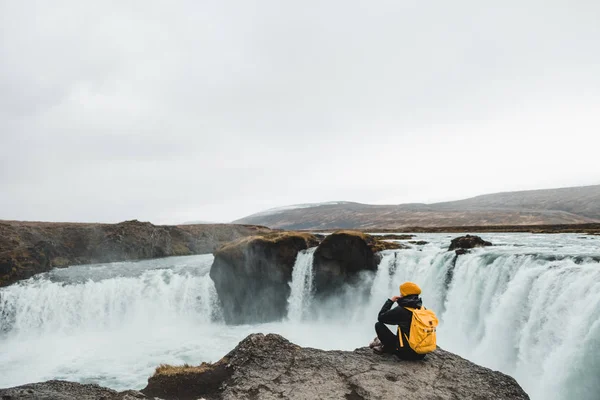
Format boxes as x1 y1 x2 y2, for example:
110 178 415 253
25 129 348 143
1 0 599 223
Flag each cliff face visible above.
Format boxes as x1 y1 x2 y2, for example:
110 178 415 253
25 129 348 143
0 220 270 287
209 230 405 324
142 334 530 400
210 232 320 324
0 333 530 399
312 231 406 295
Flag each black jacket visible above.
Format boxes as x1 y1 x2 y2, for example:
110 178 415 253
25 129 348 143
378 295 425 359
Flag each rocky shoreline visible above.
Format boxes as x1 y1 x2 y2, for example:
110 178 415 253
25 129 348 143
0 220 270 287
3 215 592 289
0 333 530 400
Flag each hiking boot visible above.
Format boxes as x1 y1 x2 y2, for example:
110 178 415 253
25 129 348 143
372 344 385 354
369 337 382 349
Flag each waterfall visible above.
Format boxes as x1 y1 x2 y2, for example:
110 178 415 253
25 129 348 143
287 247 316 321
0 254 226 390
358 249 456 322
357 248 600 400
0 234 598 399
0 270 221 338
438 252 600 400
0 255 221 338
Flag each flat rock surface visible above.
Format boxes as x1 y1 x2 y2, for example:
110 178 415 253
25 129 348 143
0 334 530 400
143 333 530 400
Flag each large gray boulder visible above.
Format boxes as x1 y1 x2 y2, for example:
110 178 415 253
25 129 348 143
0 334 530 400
0 380 145 400
209 232 320 324
448 234 492 252
142 333 530 400
312 230 406 294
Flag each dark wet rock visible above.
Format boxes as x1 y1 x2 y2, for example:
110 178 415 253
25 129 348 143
209 230 407 323
0 220 271 287
209 232 320 324
446 254 460 289
312 231 407 294
448 235 492 251
314 233 326 241
142 333 530 400
455 248 469 256
0 380 146 400
408 240 429 245
0 334 530 400
143 360 231 400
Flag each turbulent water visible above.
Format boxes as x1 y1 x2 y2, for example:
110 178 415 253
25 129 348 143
1 233 599 400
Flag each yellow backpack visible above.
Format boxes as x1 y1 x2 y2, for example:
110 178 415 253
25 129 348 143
397 307 438 354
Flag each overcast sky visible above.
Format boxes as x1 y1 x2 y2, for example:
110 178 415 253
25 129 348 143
1 1 599 224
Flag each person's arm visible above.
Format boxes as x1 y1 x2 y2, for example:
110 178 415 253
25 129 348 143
378 297 405 325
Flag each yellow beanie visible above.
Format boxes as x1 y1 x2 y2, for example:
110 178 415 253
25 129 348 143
400 282 421 297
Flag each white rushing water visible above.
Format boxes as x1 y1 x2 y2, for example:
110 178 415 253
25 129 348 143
1 233 599 399
287 247 317 322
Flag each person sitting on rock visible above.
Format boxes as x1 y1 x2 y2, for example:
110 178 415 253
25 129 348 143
372 281 427 360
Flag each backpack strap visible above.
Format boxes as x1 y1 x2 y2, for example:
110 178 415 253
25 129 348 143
397 326 410 348
397 327 409 347
404 306 425 312
397 326 404 347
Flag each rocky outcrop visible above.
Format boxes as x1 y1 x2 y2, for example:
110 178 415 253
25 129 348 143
0 380 146 400
0 220 270 287
312 231 406 294
448 234 492 252
209 230 407 324
142 333 530 400
0 334 530 400
209 232 320 324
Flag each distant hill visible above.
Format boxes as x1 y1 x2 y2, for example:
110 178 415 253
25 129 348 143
233 185 600 229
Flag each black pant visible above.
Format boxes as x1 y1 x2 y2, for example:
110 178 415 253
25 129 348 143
375 322 398 353
375 322 426 360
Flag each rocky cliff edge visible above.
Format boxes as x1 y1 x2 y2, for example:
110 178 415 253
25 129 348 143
0 333 530 400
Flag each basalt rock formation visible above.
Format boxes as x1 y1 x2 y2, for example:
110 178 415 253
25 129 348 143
448 234 492 252
142 333 530 400
0 220 270 287
0 380 147 400
209 230 406 324
312 230 406 294
209 231 320 324
0 333 531 400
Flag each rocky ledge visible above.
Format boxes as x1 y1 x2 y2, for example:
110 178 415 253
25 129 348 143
210 230 407 324
0 333 530 400
210 231 321 323
448 234 492 254
312 230 407 294
0 220 271 287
